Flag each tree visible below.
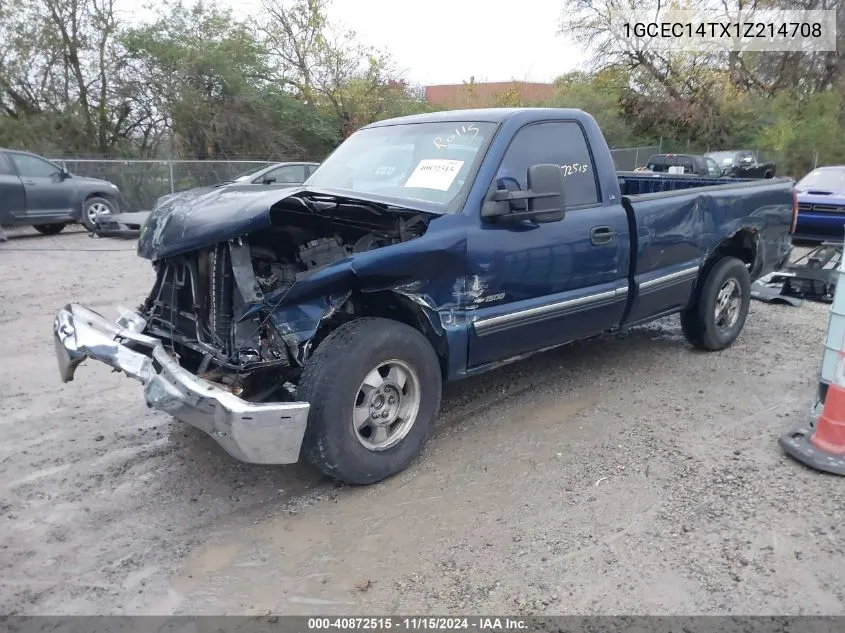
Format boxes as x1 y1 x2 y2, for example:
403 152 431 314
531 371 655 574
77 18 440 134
123 0 336 159
557 0 845 166
0 0 162 155
548 68 645 146
754 89 845 176
559 0 842 100
257 0 427 139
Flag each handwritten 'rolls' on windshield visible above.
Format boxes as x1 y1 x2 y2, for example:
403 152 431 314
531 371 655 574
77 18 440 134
434 124 481 150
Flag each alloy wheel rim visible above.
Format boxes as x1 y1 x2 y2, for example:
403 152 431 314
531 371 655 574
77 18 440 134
352 359 421 452
715 278 741 331
87 202 111 224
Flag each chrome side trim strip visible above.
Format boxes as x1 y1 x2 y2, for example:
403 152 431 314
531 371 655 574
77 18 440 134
474 286 628 336
638 266 699 291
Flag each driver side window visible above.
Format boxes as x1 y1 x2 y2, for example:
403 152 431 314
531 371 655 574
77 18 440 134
10 153 61 179
494 121 599 209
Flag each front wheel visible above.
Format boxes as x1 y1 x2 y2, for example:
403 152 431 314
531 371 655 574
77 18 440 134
298 317 442 485
82 196 117 231
681 256 751 351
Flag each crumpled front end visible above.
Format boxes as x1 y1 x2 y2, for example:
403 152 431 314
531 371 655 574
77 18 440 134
53 303 309 464
53 189 457 465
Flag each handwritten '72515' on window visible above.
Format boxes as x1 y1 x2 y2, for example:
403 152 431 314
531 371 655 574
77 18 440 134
561 163 589 177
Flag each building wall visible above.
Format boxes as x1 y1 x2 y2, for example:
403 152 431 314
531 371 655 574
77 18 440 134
424 81 555 107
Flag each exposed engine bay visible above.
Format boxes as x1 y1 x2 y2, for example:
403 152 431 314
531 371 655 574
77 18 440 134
137 194 430 401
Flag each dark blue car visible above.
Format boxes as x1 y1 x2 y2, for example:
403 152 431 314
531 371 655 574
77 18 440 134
53 108 796 485
794 165 845 242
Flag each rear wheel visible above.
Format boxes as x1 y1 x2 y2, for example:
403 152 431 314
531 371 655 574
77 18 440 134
34 223 66 235
82 196 117 231
298 317 442 485
681 256 751 351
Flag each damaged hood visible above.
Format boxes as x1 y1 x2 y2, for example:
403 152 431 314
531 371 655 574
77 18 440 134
152 184 223 210
138 186 297 261
137 185 441 261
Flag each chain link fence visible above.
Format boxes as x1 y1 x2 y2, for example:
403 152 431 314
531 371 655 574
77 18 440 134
609 145 663 171
52 159 290 212
60 144 824 213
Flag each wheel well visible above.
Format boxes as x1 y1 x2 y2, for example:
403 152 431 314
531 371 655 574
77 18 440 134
310 291 449 375
85 192 115 204
708 228 760 277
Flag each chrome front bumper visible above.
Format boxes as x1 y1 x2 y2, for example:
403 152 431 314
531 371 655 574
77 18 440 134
53 303 309 464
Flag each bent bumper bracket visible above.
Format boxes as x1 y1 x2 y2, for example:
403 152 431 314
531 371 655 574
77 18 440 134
53 303 309 464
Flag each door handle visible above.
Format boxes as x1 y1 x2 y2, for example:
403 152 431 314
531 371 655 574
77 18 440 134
590 226 615 245
23 180 36 185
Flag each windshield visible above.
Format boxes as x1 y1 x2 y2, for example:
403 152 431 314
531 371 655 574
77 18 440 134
706 151 738 165
305 121 497 210
231 164 273 182
797 168 845 193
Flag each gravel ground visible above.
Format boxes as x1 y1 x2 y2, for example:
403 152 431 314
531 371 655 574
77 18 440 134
1 226 843 616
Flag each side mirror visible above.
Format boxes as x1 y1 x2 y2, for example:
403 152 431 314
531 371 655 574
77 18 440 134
262 177 277 185
482 164 565 223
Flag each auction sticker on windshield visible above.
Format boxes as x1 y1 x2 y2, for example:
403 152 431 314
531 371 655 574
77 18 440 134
404 159 464 191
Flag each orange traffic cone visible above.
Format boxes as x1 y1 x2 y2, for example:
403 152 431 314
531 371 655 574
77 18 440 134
781 329 845 475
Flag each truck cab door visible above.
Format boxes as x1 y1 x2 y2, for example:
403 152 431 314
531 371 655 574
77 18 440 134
0 152 25 225
7 152 75 219
465 120 631 369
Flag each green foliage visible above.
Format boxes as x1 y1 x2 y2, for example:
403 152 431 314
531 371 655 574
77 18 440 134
0 0 426 159
122 0 307 159
1 0 841 181
547 68 643 147
754 90 845 176
555 0 845 177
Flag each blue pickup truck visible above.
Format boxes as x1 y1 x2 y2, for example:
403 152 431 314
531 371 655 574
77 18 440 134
53 108 796 485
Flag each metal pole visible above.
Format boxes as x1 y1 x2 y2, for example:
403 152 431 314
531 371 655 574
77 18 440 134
169 162 175 194
635 147 639 168
814 150 819 169
659 137 663 153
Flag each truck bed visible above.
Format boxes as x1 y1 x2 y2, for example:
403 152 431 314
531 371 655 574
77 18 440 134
617 172 795 327
617 171 755 196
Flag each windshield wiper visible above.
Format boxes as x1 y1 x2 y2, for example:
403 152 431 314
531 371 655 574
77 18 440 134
298 191 394 217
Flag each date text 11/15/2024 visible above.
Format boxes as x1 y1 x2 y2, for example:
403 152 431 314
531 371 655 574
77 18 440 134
306 617 528 630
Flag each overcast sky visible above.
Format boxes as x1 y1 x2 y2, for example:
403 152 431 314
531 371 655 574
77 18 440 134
330 0 586 85
126 0 588 86
208 0 587 86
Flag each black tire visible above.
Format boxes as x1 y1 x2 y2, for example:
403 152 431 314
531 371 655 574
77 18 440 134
81 196 117 231
298 317 442 485
764 170 774 179
34 223 66 235
681 256 751 351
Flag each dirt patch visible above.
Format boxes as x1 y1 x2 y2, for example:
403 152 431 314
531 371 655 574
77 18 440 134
1 229 842 615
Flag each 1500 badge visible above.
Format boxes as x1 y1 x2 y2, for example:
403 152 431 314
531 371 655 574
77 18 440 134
473 293 505 304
